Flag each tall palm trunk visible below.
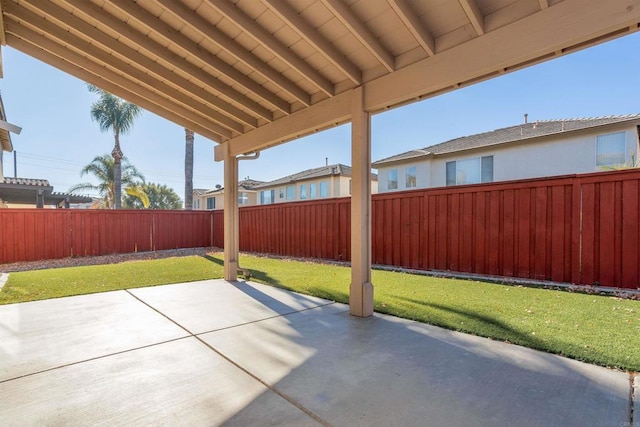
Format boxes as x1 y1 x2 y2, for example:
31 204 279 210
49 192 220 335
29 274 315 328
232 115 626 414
184 129 194 210
112 128 123 209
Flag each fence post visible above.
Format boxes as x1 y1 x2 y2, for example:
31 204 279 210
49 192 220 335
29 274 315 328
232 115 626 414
570 175 582 285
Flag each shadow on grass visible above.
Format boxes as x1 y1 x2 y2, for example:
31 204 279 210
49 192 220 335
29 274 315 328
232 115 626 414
201 254 348 303
201 253 283 285
392 296 613 367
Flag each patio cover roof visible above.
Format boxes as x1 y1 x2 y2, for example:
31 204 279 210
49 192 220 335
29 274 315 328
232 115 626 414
0 177 93 207
3 0 640 315
1 0 639 155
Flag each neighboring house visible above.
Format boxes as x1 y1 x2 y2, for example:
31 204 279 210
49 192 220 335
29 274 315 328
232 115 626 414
193 179 264 210
0 178 92 208
254 163 378 205
372 114 640 192
191 188 209 210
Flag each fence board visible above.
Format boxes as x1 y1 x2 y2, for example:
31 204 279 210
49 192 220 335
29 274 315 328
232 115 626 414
1 170 639 290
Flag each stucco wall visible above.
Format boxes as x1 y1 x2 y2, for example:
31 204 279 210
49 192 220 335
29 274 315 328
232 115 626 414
257 175 378 204
377 161 429 193
376 126 640 192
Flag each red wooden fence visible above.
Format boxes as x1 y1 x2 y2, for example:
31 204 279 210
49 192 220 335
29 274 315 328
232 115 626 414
0 210 215 264
1 170 638 290
236 169 640 290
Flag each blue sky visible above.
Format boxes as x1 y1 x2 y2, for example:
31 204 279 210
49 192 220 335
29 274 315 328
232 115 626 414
2 31 640 201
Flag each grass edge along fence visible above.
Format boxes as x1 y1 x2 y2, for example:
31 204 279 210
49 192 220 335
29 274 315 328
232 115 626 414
1 169 638 290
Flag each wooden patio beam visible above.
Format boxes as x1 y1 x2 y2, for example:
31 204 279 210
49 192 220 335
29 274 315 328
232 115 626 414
108 0 290 115
4 6 246 135
387 0 435 56
320 0 395 72
156 0 311 107
349 86 373 317
458 0 485 36
214 91 352 159
207 0 335 97
60 0 273 122
262 0 363 84
5 33 227 142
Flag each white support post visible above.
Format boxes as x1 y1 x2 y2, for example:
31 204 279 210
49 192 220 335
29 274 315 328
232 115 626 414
223 146 239 281
349 86 373 317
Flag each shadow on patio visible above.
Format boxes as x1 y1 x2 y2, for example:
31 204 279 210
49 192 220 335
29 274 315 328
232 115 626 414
0 279 632 426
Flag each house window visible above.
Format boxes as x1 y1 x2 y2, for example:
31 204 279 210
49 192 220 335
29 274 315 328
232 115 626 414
349 179 352 195
405 166 417 188
300 184 307 200
286 185 295 200
388 169 398 190
446 156 493 186
194 199 200 209
319 181 328 197
596 132 626 167
310 183 317 199
260 190 274 205
206 197 215 210
238 192 249 205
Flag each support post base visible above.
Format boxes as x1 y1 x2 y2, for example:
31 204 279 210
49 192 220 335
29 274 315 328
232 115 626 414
224 260 238 281
349 281 374 317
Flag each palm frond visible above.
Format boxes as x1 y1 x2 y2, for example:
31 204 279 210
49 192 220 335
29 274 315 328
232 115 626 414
125 185 150 208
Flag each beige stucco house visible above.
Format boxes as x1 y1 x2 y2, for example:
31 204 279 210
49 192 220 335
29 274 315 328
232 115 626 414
192 179 264 210
254 164 378 205
373 115 640 192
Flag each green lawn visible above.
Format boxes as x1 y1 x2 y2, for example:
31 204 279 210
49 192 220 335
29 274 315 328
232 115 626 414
0 256 223 304
2 253 639 371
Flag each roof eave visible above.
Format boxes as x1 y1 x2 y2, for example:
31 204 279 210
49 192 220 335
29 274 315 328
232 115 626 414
433 118 640 158
372 152 432 168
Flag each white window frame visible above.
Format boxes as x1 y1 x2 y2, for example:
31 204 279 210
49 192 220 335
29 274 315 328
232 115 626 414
596 132 626 167
405 166 417 188
388 169 398 190
286 185 295 201
446 156 493 186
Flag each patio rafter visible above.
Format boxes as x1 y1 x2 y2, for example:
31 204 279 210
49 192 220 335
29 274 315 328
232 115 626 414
61 0 274 123
5 35 225 142
206 0 335 97
458 0 485 36
106 0 290 116
4 6 248 135
262 0 363 85
155 0 312 107
386 0 436 57
320 0 395 72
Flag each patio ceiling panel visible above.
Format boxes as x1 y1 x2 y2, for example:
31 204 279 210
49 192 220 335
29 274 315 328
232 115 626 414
0 0 638 152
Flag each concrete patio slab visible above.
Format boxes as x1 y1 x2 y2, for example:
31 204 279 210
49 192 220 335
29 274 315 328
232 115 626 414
635 375 639 424
0 337 319 426
201 299 631 427
0 290 188 381
129 279 332 334
0 279 634 426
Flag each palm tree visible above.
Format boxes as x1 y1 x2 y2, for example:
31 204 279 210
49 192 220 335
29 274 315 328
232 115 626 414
69 154 149 209
88 84 142 208
184 128 194 210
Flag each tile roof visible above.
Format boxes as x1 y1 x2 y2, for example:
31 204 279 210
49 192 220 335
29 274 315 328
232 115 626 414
372 114 640 166
193 188 208 196
254 164 377 188
203 179 265 194
2 177 51 187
